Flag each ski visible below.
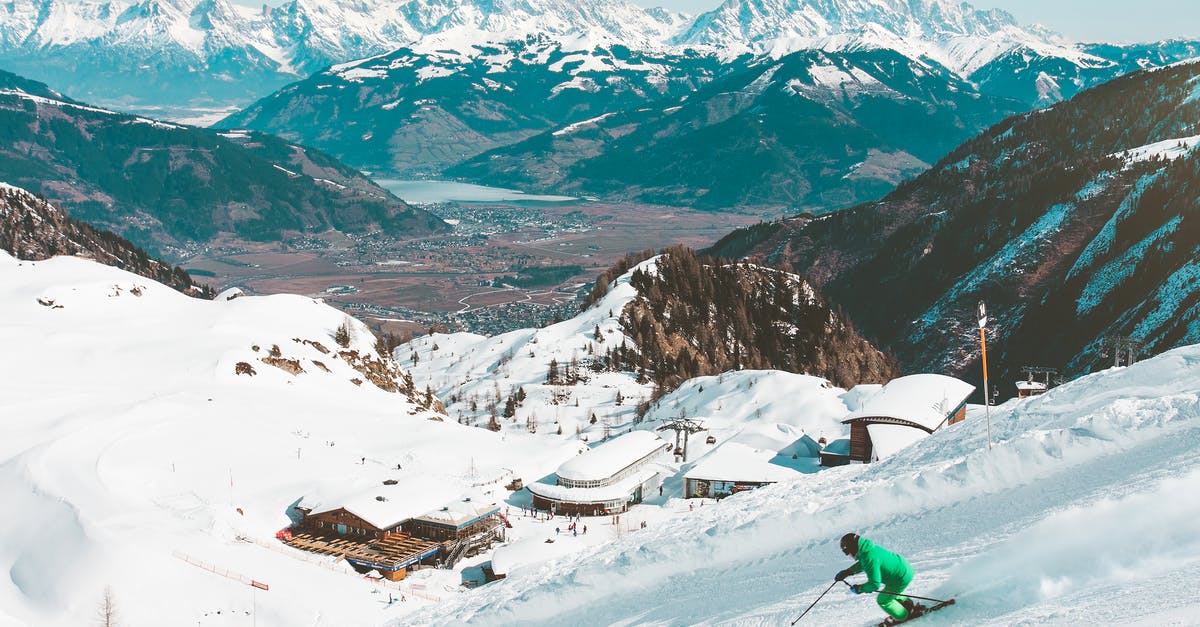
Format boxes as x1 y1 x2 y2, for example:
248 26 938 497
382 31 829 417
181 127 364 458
875 599 955 626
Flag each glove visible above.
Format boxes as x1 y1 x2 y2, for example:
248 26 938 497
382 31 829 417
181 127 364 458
835 567 855 582
850 585 861 594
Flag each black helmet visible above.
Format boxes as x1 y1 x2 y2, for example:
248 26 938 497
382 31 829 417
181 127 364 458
840 533 860 556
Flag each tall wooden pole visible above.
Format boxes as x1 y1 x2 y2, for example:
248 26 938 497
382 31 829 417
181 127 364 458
980 327 991 450
978 302 991 450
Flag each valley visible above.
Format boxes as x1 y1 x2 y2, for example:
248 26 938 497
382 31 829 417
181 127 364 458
181 194 764 336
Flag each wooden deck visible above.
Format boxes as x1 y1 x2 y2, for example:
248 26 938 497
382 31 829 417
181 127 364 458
285 531 439 570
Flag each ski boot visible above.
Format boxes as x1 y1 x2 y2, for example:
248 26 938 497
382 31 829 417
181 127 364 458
902 598 928 618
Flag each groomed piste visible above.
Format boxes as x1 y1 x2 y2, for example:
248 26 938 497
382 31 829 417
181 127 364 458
408 345 1200 626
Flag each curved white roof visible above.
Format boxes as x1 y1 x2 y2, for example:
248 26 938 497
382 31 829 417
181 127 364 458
528 468 660 504
842 374 975 432
556 431 668 482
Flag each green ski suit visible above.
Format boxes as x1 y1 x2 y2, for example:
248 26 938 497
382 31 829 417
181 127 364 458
845 537 913 620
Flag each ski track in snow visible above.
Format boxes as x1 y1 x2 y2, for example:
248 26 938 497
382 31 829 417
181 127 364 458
407 350 1200 626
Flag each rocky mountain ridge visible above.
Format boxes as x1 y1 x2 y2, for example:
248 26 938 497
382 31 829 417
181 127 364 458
707 61 1200 396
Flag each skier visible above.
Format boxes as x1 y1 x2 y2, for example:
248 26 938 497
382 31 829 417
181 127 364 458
835 533 916 625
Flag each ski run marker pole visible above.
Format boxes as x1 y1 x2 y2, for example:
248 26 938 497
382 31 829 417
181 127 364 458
841 581 952 605
790 580 839 625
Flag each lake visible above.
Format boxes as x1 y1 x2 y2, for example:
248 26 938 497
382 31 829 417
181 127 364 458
374 179 576 205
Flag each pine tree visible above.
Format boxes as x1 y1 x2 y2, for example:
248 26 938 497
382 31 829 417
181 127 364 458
334 319 352 348
547 358 559 384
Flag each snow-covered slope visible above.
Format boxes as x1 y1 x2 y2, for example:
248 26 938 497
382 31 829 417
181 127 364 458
7 247 1200 626
401 257 657 437
0 251 583 626
406 342 1200 625
399 251 893 436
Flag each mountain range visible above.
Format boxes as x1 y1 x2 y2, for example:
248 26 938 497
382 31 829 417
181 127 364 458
0 0 688 116
0 69 447 253
3 0 1196 117
215 0 1200 211
708 60 1200 396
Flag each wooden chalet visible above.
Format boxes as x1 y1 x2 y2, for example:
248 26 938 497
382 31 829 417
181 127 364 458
286 480 504 579
841 374 975 463
818 438 852 467
405 498 502 543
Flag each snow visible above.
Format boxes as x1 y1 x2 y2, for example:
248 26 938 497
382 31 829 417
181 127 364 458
556 431 667 482
1114 134 1200 166
552 112 617 137
0 251 574 626
406 344 1200 626
415 65 458 83
1077 215 1184 316
0 88 117 115
683 441 812 483
865 423 930 459
1069 172 1163 286
1132 256 1200 346
8 242 1200 625
843 374 975 431
339 67 389 82
299 476 463 531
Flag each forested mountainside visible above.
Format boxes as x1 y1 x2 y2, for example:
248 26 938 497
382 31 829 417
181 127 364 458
220 39 734 177
708 62 1200 394
449 48 1022 211
0 184 212 297
588 247 897 392
0 70 446 253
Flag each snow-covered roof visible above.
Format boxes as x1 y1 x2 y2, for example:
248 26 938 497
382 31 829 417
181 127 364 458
528 467 661 504
1016 381 1048 392
684 443 803 483
556 431 668 482
300 476 461 531
842 374 975 432
412 494 500 527
866 423 931 460
822 438 851 456
841 384 883 412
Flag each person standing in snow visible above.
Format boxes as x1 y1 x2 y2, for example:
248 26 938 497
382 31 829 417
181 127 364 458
835 533 916 624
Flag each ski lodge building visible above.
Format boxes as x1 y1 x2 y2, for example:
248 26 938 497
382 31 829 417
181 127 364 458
283 479 506 580
528 430 670 516
682 439 817 498
838 374 975 463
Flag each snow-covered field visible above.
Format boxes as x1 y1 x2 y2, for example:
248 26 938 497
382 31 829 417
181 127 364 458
0 252 582 627
4 250 1199 626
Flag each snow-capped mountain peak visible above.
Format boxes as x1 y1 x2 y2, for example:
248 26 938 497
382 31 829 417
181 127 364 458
677 0 1095 74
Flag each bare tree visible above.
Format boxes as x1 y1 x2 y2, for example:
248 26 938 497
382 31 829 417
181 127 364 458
98 586 118 627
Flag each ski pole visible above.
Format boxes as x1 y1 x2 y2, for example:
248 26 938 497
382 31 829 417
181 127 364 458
790 580 839 625
841 581 952 605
